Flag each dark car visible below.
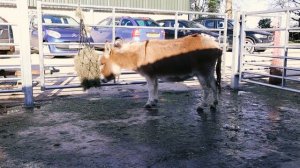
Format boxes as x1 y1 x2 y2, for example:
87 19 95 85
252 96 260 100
156 19 221 42
194 18 273 53
91 16 165 49
0 16 14 55
30 14 86 56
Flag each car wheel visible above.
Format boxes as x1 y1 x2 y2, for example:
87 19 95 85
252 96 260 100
245 38 254 54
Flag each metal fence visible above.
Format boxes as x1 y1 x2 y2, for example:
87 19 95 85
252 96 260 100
231 8 300 93
37 1 228 90
0 0 227 106
0 0 33 106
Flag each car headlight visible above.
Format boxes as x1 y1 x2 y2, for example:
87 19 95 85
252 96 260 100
46 30 61 38
254 34 267 39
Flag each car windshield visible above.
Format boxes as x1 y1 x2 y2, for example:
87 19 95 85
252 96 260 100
43 15 78 25
134 19 160 27
185 21 207 29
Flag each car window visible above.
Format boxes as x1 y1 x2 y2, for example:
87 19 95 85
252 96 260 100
43 15 78 25
204 20 215 28
120 19 133 26
158 21 168 27
178 23 185 28
135 19 159 27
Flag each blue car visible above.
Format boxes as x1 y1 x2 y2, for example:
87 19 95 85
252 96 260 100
90 16 165 49
30 14 85 56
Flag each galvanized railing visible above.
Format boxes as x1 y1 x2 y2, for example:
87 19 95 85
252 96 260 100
231 8 300 93
0 0 33 106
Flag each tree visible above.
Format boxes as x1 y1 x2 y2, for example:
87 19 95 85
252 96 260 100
207 0 219 13
272 0 300 26
258 18 272 28
226 0 233 19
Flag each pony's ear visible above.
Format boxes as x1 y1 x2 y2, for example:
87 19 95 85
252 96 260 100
114 40 123 48
104 42 111 58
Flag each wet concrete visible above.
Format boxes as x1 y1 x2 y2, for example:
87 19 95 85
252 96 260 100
0 84 299 168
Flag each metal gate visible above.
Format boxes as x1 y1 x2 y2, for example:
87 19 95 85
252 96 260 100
0 0 33 106
231 8 300 93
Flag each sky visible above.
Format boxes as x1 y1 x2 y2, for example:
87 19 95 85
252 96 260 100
235 0 271 12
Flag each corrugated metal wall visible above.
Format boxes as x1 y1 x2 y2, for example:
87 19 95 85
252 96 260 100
27 0 190 11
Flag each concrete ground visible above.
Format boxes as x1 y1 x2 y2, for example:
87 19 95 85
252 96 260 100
0 67 300 167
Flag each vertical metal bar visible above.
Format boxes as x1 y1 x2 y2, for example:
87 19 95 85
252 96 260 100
282 10 290 87
174 11 178 39
89 8 94 24
222 14 228 76
17 0 34 107
37 1 45 90
231 11 241 89
112 7 116 44
239 13 246 83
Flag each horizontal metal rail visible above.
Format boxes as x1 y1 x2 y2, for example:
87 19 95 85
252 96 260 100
0 23 17 26
0 77 21 81
242 79 300 93
244 7 300 15
242 71 300 82
0 43 19 46
0 88 22 94
244 28 286 32
244 59 271 63
243 54 300 60
44 64 74 68
244 63 300 71
0 65 20 69
0 55 20 58
44 74 78 78
243 44 281 48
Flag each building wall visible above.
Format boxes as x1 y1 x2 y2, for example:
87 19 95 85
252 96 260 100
27 0 190 11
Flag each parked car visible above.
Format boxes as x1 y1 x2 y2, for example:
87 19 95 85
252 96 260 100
194 18 274 53
30 14 86 56
0 16 14 55
156 19 223 42
90 16 165 49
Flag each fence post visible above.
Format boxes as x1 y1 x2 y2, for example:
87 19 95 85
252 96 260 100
230 11 241 89
17 0 34 107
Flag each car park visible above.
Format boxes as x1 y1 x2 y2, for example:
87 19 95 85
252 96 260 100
0 16 14 55
30 14 86 56
90 16 165 49
194 18 274 53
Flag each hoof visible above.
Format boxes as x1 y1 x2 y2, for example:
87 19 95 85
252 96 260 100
197 106 204 112
144 104 153 109
144 100 158 109
210 105 217 112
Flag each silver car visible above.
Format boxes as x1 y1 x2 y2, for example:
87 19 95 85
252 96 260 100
0 16 14 55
